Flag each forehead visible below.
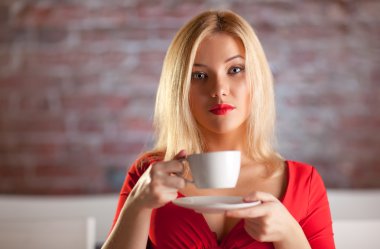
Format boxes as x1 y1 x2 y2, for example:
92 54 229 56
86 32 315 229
194 32 245 62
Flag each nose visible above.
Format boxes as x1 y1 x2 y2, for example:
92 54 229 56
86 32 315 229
210 75 229 98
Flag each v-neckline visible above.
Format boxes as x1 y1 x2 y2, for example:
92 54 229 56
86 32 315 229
176 191 244 243
175 160 292 244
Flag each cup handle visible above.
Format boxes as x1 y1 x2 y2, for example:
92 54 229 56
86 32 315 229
175 159 194 184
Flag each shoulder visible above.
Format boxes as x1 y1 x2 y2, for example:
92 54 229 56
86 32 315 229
283 160 329 219
131 151 165 175
124 151 165 181
136 151 165 168
119 151 165 194
286 160 314 174
286 160 323 182
286 161 334 246
286 160 327 195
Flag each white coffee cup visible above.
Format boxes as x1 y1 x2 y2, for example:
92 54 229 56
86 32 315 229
185 151 241 189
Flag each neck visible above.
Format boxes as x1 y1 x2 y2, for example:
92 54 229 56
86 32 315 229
200 126 247 153
201 128 257 168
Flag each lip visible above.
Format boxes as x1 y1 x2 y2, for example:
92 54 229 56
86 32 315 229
209 103 236 115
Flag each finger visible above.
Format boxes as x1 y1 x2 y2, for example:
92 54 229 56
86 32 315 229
155 160 184 174
173 150 187 160
243 191 279 203
244 221 260 236
245 217 262 228
163 174 186 189
167 160 186 174
226 202 268 218
149 173 183 194
244 222 266 242
168 160 194 184
148 184 179 206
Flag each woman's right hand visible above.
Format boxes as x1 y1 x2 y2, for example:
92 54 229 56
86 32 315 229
101 152 187 249
127 150 187 210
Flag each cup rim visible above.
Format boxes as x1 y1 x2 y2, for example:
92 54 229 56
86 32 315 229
188 150 240 157
187 150 241 161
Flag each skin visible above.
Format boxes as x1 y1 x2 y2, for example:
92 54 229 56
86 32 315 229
101 33 311 249
189 34 251 140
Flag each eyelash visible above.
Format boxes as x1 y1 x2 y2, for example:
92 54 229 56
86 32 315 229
191 66 245 80
191 72 208 80
228 66 245 74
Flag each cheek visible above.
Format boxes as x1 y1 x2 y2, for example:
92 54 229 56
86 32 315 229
189 87 201 116
189 85 208 106
235 81 249 98
189 84 200 100
188 87 197 109
237 82 251 114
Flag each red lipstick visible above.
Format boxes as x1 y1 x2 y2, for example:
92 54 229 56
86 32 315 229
209 104 236 115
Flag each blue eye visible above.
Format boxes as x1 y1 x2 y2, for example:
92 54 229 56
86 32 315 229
228 66 245 74
191 72 208 80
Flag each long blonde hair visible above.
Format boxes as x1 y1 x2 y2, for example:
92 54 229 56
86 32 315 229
153 10 282 168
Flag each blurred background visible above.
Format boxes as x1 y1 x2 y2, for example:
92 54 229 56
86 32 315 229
0 0 379 195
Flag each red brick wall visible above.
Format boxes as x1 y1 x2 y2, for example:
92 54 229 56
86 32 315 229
0 0 379 194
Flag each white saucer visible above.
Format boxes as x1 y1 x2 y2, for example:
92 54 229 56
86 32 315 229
172 196 261 213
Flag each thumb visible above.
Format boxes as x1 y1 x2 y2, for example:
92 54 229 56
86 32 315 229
243 191 278 203
173 149 187 160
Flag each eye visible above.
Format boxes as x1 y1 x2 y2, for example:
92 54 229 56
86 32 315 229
191 72 208 80
228 66 245 74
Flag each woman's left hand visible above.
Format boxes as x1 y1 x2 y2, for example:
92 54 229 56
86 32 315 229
226 191 309 247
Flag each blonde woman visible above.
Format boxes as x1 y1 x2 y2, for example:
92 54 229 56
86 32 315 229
102 10 335 249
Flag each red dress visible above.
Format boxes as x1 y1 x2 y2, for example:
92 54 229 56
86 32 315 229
111 155 335 249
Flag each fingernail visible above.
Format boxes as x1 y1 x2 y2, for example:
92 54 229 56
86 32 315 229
243 197 257 202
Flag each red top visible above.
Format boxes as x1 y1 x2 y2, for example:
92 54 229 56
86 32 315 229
111 155 335 249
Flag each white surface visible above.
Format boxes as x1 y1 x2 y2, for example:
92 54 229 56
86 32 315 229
333 219 380 249
328 189 380 219
0 189 379 247
173 196 260 213
0 217 95 249
328 190 380 249
0 195 116 245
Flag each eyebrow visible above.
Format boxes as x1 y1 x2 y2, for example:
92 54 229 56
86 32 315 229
193 55 245 67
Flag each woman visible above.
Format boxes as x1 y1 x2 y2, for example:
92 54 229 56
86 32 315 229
102 10 335 249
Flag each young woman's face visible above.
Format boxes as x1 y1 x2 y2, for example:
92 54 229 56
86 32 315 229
189 32 251 136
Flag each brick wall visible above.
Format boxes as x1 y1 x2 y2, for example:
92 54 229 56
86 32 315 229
0 0 379 194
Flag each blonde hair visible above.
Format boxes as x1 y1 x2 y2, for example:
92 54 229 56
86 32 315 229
153 10 282 168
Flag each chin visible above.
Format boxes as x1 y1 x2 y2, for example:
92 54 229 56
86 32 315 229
206 124 244 135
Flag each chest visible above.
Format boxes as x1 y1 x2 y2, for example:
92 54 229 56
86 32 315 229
150 201 276 249
179 164 288 241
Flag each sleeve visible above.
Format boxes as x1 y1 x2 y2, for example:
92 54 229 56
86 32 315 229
300 167 335 249
109 153 163 232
